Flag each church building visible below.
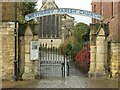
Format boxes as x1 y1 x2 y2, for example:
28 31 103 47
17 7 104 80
38 0 74 48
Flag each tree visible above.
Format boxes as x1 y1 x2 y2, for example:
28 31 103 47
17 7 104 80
73 22 90 47
59 22 90 61
17 2 37 24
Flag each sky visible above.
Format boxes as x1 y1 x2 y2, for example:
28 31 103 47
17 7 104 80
36 0 92 25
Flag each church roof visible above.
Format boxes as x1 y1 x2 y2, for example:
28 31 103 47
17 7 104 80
39 0 58 11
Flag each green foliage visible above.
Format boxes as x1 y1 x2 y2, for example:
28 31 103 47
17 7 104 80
59 22 90 61
65 42 73 56
73 22 90 44
18 2 37 24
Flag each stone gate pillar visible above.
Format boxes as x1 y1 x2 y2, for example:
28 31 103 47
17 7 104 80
95 27 106 77
88 25 96 77
22 25 34 79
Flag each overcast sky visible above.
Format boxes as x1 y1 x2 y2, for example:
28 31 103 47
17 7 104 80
36 0 92 25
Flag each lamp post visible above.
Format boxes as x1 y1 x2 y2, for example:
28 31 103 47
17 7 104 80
14 2 17 81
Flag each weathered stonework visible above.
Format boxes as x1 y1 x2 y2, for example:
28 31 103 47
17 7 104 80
0 6 1 89
2 22 18 80
0 23 2 82
22 25 40 80
110 42 120 77
89 46 96 75
22 25 34 79
88 25 96 76
95 28 107 77
89 25 108 78
18 36 25 79
89 24 120 78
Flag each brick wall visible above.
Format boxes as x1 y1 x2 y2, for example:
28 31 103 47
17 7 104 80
92 1 113 23
92 1 120 42
92 2 101 23
119 2 120 41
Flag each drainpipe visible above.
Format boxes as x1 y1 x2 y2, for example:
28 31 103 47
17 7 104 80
14 2 17 81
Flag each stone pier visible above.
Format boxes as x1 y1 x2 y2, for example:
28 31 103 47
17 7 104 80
22 25 34 79
89 24 108 78
95 28 107 77
88 25 96 77
22 25 40 80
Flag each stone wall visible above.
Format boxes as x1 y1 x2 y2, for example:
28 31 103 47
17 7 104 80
110 42 120 77
0 10 2 88
89 24 120 78
0 20 2 89
2 22 18 80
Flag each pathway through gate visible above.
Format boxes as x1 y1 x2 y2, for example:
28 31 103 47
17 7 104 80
39 46 82 79
39 47 64 78
25 8 106 79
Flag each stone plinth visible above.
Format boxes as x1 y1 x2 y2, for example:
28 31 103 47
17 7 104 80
33 60 40 79
22 62 35 80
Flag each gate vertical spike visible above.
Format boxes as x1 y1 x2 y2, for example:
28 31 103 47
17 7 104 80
56 48 57 64
45 43 47 48
43 43 44 47
63 54 65 77
47 46 49 65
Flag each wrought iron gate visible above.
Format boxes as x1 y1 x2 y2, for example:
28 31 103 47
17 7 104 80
39 46 69 78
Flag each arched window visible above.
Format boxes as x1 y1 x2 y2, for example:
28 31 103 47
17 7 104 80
111 0 114 17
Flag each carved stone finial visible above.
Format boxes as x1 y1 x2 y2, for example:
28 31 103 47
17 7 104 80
42 0 55 5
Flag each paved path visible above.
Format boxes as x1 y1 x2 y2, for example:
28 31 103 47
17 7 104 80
2 65 119 89
2 53 119 88
2 76 119 88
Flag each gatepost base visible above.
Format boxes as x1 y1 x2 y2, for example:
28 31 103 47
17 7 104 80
88 71 107 79
22 72 35 80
